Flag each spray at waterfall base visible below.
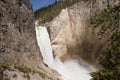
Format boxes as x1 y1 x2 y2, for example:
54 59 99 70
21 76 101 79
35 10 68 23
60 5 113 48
35 25 96 80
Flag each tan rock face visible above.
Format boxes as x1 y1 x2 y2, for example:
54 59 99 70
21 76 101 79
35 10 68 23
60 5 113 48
46 0 119 65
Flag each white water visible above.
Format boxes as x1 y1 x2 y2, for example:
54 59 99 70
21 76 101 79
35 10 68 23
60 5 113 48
35 25 94 80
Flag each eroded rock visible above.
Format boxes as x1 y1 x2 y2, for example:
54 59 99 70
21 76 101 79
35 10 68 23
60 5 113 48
46 0 119 66
0 0 60 80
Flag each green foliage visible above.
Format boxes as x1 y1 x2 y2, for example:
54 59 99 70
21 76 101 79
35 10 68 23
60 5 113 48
90 4 120 80
37 71 46 79
34 0 81 24
14 65 32 74
0 63 11 72
14 64 47 79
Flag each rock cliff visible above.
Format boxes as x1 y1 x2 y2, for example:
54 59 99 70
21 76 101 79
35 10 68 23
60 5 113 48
0 0 39 64
0 0 59 80
45 0 119 67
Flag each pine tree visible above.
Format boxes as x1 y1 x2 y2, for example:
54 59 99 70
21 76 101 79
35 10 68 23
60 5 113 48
90 4 120 80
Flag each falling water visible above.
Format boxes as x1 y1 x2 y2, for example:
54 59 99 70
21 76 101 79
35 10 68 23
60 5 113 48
35 25 94 80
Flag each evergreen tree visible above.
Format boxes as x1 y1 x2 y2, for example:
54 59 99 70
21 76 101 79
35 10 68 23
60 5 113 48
90 4 120 80
34 0 81 24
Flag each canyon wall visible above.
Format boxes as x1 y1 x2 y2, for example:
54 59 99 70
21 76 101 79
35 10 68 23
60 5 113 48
0 0 40 64
0 0 59 80
45 0 119 67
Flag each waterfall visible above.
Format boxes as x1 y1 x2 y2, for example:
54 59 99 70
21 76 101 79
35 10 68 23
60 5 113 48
35 25 94 80
35 26 54 67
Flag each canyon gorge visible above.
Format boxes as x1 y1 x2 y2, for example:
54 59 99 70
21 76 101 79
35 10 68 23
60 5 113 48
0 0 119 80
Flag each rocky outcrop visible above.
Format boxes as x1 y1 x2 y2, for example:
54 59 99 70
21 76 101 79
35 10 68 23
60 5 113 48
45 0 119 67
0 0 39 64
0 0 60 80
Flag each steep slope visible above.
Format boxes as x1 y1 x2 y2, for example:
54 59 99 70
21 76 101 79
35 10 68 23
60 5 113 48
45 0 119 67
34 0 81 24
0 0 39 64
90 4 120 80
0 0 59 80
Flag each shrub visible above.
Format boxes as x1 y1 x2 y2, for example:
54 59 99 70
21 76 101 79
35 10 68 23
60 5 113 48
14 65 31 74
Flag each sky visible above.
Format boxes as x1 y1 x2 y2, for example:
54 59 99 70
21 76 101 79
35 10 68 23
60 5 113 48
30 0 57 10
